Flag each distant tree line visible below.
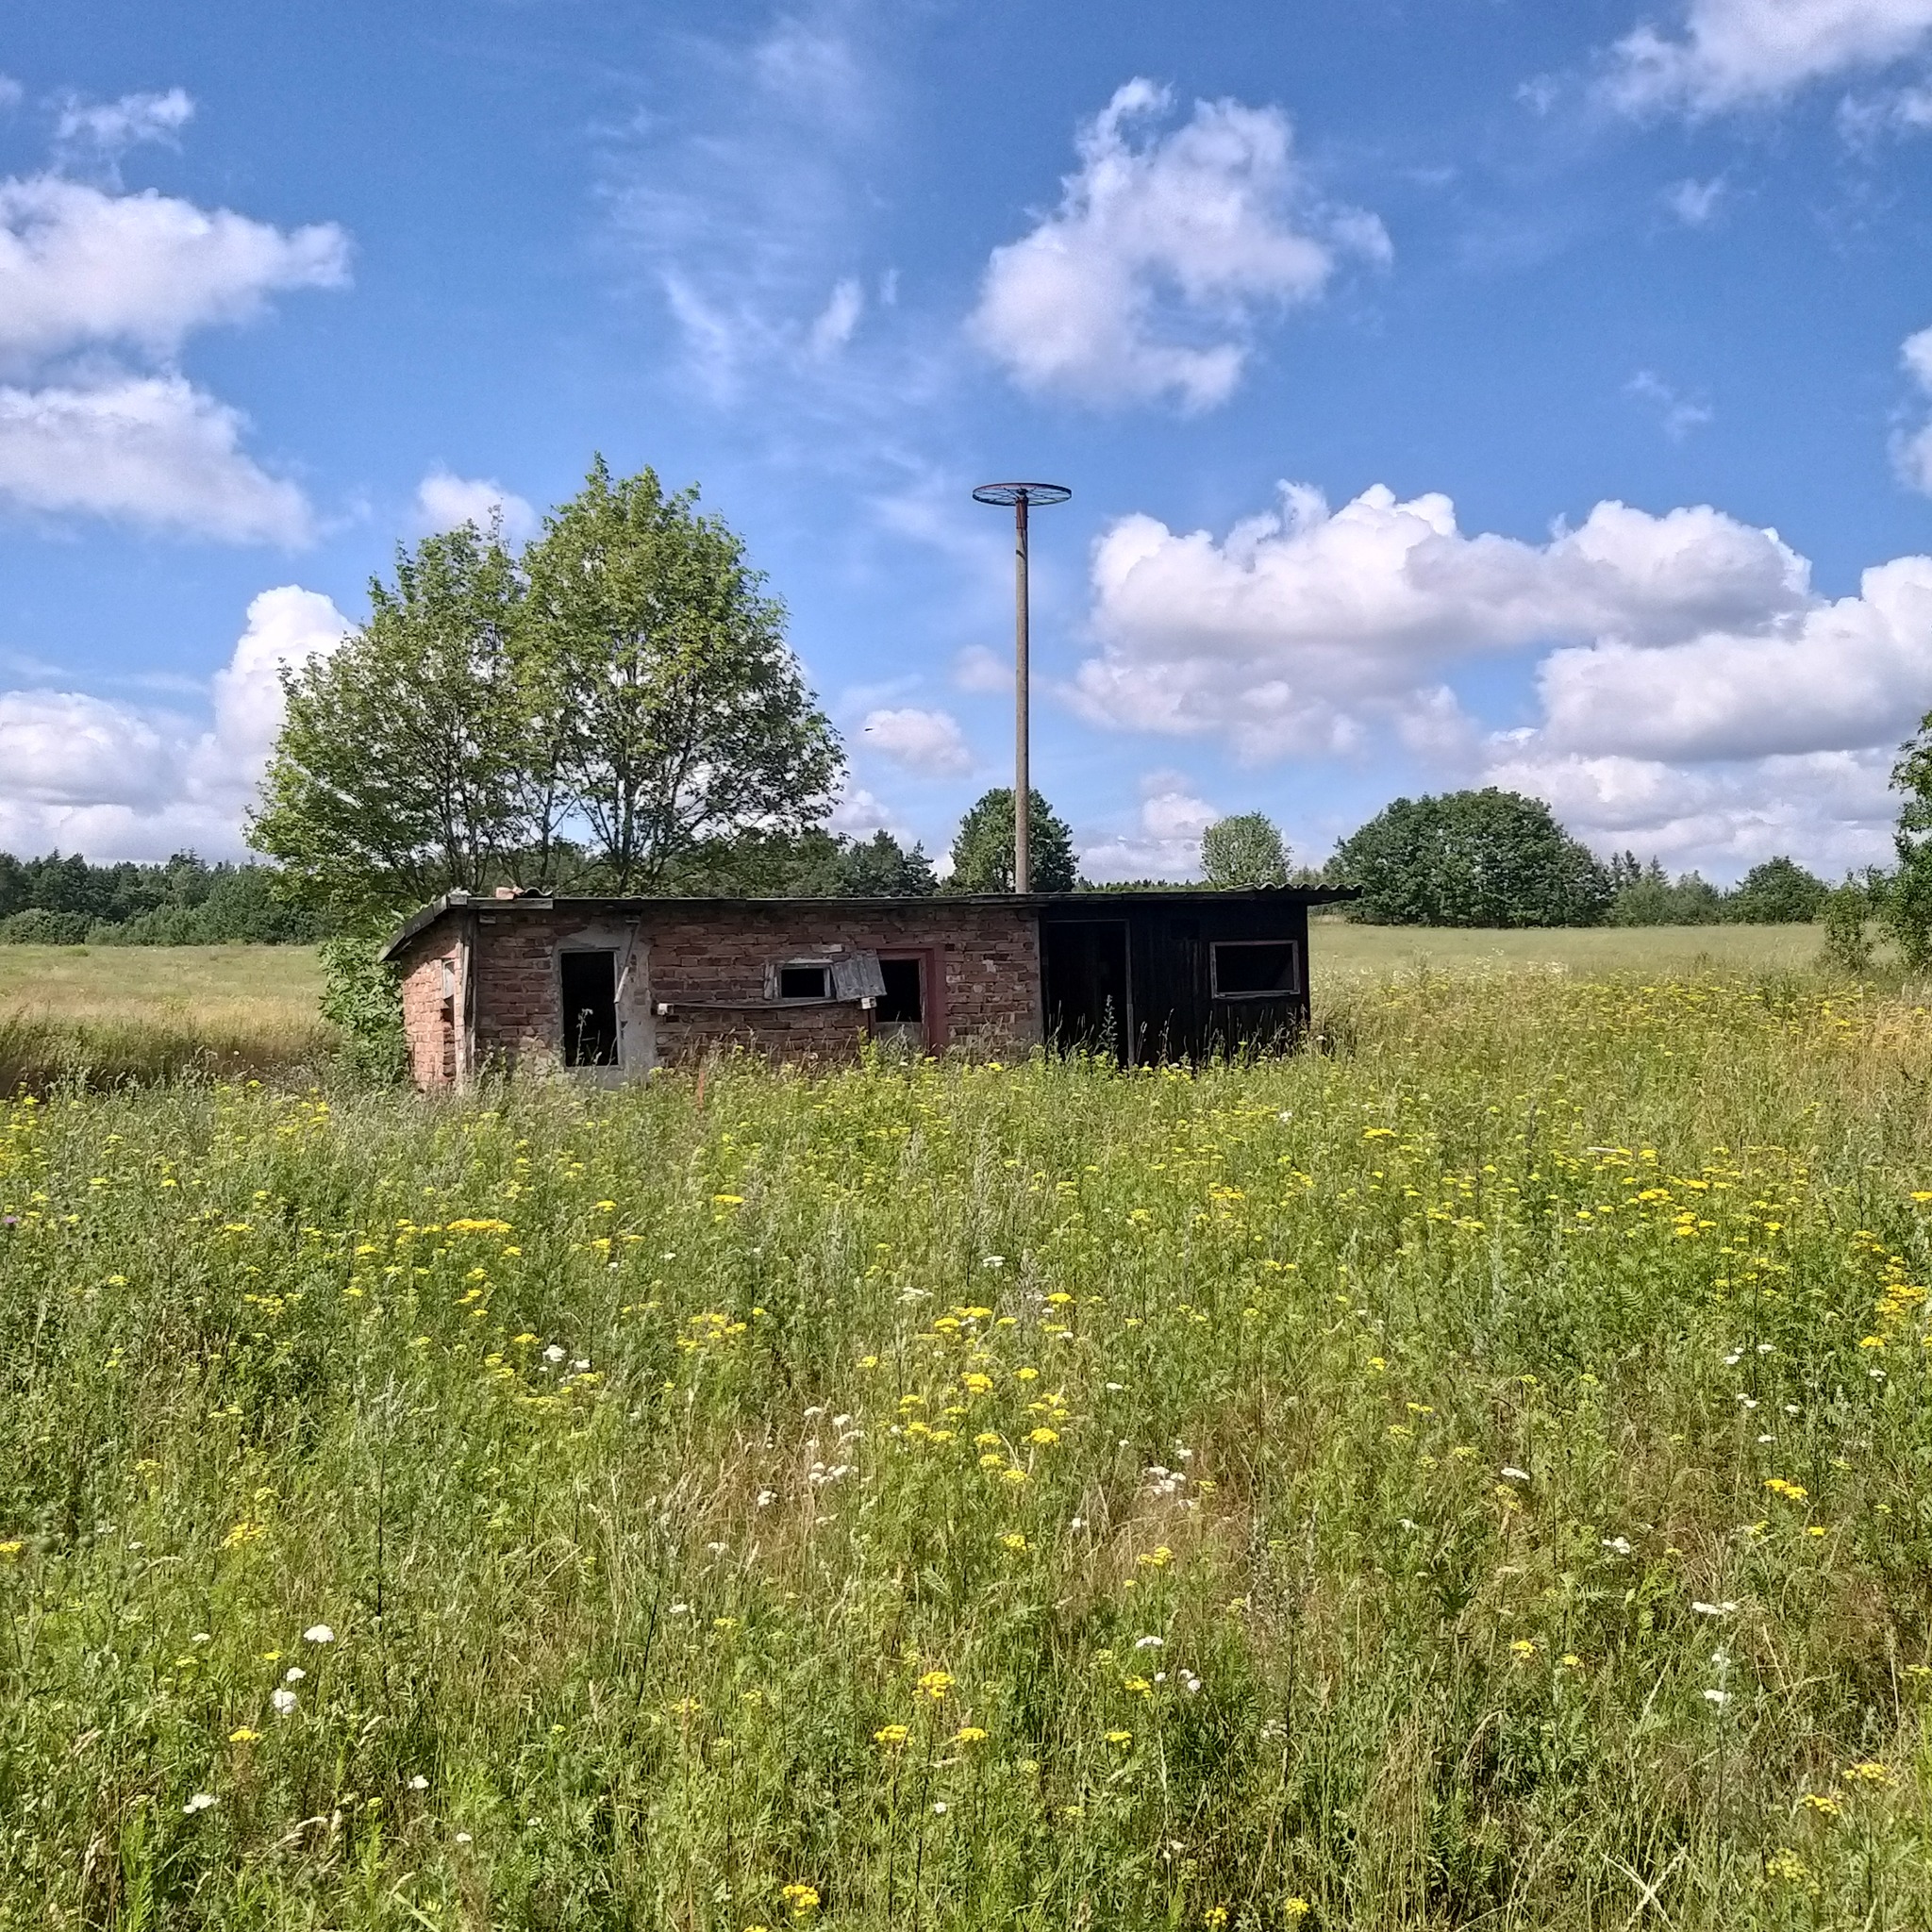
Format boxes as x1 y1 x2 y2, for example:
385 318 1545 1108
0 852 325 946
1326 789 1840 928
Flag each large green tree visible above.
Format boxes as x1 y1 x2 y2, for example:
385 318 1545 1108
251 463 845 923
1726 856 1827 924
250 521 534 926
1201 812 1290 888
947 789 1077 893
1887 716 1932 968
523 460 842 892
1334 788 1610 927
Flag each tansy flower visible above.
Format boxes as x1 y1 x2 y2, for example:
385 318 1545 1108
1106 1728 1132 1745
917 1669 954 1701
874 1724 909 1747
779 1882 820 1916
228 1725 261 1743
953 1725 988 1745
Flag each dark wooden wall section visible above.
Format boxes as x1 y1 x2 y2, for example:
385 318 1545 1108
1041 898 1314 1065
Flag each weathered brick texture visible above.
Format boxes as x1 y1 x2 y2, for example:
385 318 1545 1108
392 901 1041 1088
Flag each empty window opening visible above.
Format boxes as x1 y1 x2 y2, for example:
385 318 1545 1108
561 950 620 1066
876 958 923 1023
1210 940 1299 998
777 961 831 1000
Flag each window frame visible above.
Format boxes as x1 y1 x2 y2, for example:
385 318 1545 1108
1208 938 1302 1001
774 958 834 1001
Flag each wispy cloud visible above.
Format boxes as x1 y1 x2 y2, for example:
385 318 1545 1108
1626 369 1715 441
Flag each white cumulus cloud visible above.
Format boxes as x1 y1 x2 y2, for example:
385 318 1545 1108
0 374 314 543
0 157 348 544
1602 0 1932 114
1074 482 1809 760
861 705 974 776
0 174 348 370
1074 476 1932 874
969 78 1388 411
0 584 348 858
1077 770 1220 879
412 467 538 543
1479 746 1896 875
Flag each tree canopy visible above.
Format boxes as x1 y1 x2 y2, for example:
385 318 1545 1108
1200 812 1290 889
1727 857 1827 924
1887 712 1932 968
249 463 843 926
947 789 1077 893
1335 789 1610 927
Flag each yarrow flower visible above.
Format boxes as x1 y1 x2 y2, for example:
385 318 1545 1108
302 1624 336 1645
183 1792 216 1815
271 1688 298 1716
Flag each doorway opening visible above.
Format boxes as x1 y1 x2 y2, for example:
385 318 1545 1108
875 955 925 1047
1043 921 1131 1063
560 950 619 1067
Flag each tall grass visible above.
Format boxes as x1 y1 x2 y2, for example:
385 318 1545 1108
3 969 1931 1927
0 1008 329 1093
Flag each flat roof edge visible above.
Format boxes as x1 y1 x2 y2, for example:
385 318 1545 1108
379 885 1361 963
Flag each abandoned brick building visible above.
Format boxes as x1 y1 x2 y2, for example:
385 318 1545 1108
381 886 1353 1087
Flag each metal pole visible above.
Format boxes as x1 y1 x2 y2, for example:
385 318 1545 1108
1014 492 1030 896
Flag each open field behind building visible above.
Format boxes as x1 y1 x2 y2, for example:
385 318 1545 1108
4 963 1931 1927
0 944 328 1091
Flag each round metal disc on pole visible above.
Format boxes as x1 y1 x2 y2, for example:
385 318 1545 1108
972 481 1071 895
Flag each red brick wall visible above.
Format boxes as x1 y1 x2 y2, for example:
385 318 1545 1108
396 902 1041 1086
395 938 458 1086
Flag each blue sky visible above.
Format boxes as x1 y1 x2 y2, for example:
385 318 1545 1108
9 0 1932 880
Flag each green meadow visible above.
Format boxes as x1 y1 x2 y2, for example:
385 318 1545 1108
5 936 1932 1927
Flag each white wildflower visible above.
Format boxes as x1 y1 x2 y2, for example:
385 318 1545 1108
1500 1466 1531 1483
302 1624 336 1644
284 1666 305 1683
1601 1537 1632 1556
1702 1688 1730 1706
408 1774 429 1790
1690 1601 1739 1617
542 1344 565 1364
271 1688 298 1715
1134 1635 1165 1650
757 1489 775 1508
183 1791 217 1814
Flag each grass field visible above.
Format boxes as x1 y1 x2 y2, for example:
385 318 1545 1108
1309 917 1834 982
0 944 327 1091
6 952 1932 1928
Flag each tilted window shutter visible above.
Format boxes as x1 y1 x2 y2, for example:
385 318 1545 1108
830 951 887 1001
